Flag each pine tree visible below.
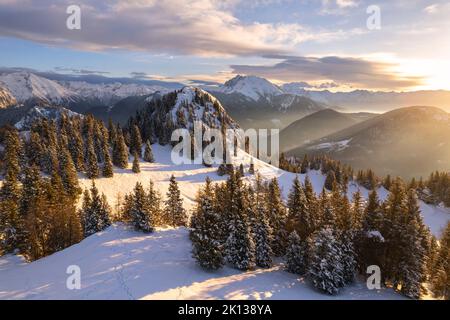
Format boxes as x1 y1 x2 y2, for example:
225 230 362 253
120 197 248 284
324 170 336 191
266 178 287 256
130 182 153 233
80 181 110 237
287 176 312 240
19 165 43 259
431 222 450 299
58 133 81 199
113 129 129 169
102 147 114 178
143 140 154 163
308 227 344 295
0 130 25 254
399 189 428 299
285 231 308 275
225 173 256 271
339 232 357 285
251 177 273 268
86 133 99 179
130 125 143 158
300 155 309 174
147 180 163 227
164 175 187 227
356 189 385 273
132 152 140 173
190 177 224 270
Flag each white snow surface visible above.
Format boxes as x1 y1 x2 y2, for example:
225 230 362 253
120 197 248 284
0 224 404 300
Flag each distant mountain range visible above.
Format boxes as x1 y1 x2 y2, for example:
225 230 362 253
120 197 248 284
1 70 450 129
286 106 450 179
280 109 376 152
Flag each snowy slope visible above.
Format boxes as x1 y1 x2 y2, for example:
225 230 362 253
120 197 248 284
214 75 283 101
78 144 450 238
0 72 76 104
0 224 404 300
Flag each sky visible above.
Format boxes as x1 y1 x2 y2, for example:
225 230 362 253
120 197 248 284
0 0 449 91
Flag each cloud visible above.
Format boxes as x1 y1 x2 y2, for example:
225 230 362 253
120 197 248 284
54 67 109 75
320 0 359 15
230 55 425 90
0 0 315 57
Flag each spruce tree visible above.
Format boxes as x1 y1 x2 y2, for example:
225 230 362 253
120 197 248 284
130 125 143 158
225 173 256 271
252 177 273 268
143 140 154 163
81 181 110 237
58 133 81 199
132 152 140 173
86 133 99 179
399 189 428 299
431 222 450 299
0 130 25 254
113 129 129 169
130 182 153 233
20 165 46 260
324 170 336 191
266 178 287 256
102 147 114 178
285 231 308 275
287 176 312 240
190 177 224 270
164 175 187 227
147 180 163 227
308 227 344 295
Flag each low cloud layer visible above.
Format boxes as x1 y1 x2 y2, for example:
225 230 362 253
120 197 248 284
231 55 425 90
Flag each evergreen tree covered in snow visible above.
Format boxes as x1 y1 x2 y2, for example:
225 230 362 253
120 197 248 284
164 175 187 227
0 130 25 254
130 125 143 158
251 177 273 268
431 222 450 299
225 173 256 271
144 140 154 163
286 231 308 275
308 227 344 295
132 152 140 173
266 178 287 256
81 181 111 237
190 178 224 270
130 182 154 233
113 129 129 169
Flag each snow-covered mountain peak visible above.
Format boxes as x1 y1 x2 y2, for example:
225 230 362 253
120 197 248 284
0 71 76 104
218 75 283 101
